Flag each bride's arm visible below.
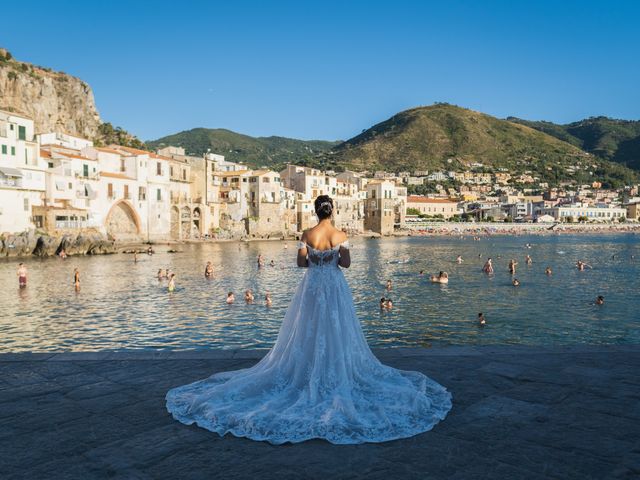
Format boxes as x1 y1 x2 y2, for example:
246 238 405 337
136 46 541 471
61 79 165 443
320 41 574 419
338 233 350 268
297 233 309 268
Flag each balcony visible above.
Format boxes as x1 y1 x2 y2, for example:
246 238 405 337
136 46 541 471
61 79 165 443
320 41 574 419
0 177 23 189
55 220 87 230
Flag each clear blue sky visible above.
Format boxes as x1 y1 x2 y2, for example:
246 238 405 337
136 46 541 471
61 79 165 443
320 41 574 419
2 0 639 141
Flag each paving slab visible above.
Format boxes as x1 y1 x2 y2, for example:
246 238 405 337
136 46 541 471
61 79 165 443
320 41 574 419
0 345 638 479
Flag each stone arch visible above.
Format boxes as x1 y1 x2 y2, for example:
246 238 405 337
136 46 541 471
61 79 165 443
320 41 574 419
105 200 141 239
170 206 180 240
192 207 202 237
180 206 191 239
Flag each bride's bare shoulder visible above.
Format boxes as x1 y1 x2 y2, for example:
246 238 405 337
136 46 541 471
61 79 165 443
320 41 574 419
332 229 348 246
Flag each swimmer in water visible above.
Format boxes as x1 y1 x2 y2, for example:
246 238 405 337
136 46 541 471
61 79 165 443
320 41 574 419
576 260 592 271
17 263 27 288
545 266 552 275
257 254 265 269
204 261 214 278
265 292 273 307
244 289 254 303
478 313 486 326
512 278 520 287
525 255 532 266
270 259 275 267
386 279 392 291
595 295 604 305
419 270 424 276
167 273 175 292
508 259 518 275
385 298 393 309
380 297 386 309
483 258 494 274
456 255 463 264
430 271 449 284
226 291 235 304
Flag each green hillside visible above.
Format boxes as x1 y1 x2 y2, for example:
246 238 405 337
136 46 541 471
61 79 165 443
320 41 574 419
507 116 640 170
322 104 638 187
146 128 339 170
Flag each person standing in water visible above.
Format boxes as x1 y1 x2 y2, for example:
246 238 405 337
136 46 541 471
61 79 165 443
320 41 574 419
478 313 486 326
205 262 214 278
226 291 235 304
545 266 553 275
386 279 392 291
508 259 518 275
168 273 176 292
265 292 273 307
257 255 265 269
245 289 254 303
456 255 463 264
73 268 80 290
525 255 532 266
17 263 27 288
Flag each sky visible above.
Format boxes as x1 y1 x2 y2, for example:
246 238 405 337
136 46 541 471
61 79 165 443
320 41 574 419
2 0 639 141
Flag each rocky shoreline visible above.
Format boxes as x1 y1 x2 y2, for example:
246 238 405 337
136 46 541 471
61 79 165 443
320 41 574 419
2 223 638 259
0 230 116 258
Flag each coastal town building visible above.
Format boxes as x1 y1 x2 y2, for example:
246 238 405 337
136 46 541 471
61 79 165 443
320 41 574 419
541 203 627 222
406 195 459 219
0 110 45 233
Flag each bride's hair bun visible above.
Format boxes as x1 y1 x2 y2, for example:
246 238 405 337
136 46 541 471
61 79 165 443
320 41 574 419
314 195 333 219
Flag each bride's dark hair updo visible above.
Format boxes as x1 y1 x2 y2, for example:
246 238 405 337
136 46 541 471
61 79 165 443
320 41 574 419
314 195 333 220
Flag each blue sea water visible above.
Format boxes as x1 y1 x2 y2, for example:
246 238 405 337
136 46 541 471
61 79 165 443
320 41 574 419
0 234 638 352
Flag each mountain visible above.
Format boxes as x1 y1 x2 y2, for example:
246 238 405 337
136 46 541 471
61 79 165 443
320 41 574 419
0 47 143 148
146 128 339 169
507 116 640 170
320 104 638 187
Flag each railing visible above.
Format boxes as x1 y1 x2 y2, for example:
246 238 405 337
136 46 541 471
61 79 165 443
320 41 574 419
0 177 23 188
55 220 86 230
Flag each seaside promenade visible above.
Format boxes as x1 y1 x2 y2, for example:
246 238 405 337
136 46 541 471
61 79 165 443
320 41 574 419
1 345 639 479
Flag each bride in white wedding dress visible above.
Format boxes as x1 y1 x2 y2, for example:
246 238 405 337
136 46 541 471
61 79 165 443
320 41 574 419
166 195 452 444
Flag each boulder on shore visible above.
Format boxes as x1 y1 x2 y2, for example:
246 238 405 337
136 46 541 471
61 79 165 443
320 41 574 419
0 230 116 258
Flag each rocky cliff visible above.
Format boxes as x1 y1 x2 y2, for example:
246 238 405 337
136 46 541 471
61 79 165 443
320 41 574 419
0 47 101 138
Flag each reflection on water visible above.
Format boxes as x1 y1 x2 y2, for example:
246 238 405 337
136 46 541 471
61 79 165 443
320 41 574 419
1 234 639 352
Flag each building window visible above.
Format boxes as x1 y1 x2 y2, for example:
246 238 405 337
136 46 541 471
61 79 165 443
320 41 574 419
11 146 15 155
182 169 186 180
120 159 126 172
156 162 162 176
83 164 89 177
170 166 174 177
18 126 26 141
24 198 29 211
157 188 162 201
124 184 129 199
108 183 113 198
1 145 5 154
138 186 146 200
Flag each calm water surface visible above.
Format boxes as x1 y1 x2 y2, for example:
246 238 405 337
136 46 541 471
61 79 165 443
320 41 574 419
1 234 639 352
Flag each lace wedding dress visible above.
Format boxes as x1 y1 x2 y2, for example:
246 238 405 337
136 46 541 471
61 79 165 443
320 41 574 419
165 242 452 444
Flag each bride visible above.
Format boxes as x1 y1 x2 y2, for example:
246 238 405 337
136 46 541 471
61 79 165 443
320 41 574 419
166 195 452 444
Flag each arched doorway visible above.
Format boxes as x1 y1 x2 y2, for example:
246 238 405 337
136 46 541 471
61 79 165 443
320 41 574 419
180 206 191 239
192 207 202 237
105 200 141 239
170 206 180 240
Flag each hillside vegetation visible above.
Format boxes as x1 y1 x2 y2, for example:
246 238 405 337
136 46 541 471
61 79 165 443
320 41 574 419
321 104 637 187
507 116 640 170
146 128 338 169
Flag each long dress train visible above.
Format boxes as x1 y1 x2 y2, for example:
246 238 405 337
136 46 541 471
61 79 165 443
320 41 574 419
165 242 452 444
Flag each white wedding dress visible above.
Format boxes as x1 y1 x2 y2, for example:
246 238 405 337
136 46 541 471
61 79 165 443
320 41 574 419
165 242 452 444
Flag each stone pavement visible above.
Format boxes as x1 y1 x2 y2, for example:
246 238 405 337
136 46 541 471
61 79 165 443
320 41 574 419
1 345 639 479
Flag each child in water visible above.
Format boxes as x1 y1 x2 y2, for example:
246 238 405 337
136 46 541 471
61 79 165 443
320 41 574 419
265 292 273 307
167 273 176 292
226 291 235 304
595 295 604 305
512 278 520 287
245 289 254 303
